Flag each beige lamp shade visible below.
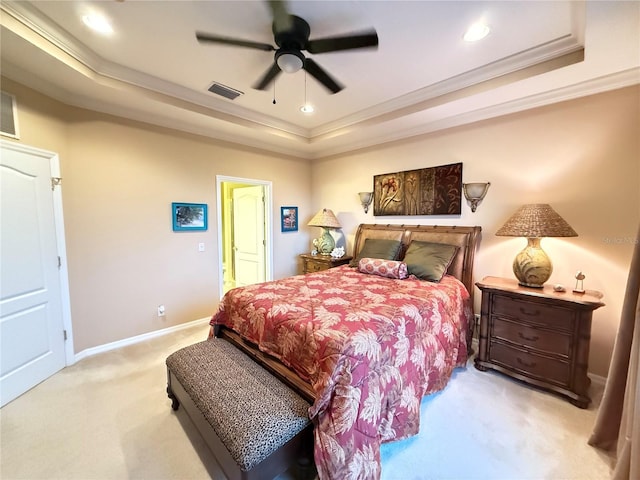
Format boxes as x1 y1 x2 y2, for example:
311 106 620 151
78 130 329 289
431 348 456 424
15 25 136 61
308 208 341 228
496 204 577 288
496 204 578 238
308 208 341 254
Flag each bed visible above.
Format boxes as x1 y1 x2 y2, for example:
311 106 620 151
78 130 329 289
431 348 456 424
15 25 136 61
210 223 481 479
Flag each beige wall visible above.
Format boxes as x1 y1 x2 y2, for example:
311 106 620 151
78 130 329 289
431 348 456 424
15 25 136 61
312 85 640 377
2 78 312 352
5 76 638 377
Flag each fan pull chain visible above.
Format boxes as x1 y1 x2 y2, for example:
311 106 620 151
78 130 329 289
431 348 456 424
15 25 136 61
272 80 276 105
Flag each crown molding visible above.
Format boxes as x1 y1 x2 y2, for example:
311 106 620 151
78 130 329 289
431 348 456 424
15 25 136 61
2 1 637 161
310 34 585 139
0 1 310 139
313 68 640 159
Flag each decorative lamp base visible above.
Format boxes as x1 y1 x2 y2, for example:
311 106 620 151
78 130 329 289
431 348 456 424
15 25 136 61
512 237 552 288
314 228 335 255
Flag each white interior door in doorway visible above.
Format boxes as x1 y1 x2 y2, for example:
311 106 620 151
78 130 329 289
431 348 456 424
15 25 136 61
217 176 273 298
232 185 266 288
0 140 71 407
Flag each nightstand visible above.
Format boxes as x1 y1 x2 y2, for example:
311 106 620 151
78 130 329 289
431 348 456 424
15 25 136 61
300 254 352 274
474 276 604 408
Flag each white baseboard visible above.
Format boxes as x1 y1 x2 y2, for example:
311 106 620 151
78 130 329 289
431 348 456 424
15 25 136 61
72 317 210 364
588 372 607 388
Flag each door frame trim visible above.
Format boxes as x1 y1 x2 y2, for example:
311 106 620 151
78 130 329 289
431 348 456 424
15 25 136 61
215 175 273 299
0 140 75 366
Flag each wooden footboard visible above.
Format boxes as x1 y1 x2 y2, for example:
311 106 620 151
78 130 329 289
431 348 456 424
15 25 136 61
216 327 316 402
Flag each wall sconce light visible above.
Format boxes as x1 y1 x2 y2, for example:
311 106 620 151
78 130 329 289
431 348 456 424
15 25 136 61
358 192 373 213
463 182 491 212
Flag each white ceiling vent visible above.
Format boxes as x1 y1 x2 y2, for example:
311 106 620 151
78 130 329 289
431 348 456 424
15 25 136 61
207 82 243 100
1 91 19 139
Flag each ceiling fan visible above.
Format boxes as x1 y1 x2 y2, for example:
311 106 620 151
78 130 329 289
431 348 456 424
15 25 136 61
195 0 378 94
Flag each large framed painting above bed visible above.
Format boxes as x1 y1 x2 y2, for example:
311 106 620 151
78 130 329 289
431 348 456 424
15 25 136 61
210 223 481 479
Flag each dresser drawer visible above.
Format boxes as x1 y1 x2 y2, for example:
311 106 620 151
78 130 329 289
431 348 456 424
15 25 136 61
304 260 327 273
492 294 574 331
492 318 571 357
489 341 570 386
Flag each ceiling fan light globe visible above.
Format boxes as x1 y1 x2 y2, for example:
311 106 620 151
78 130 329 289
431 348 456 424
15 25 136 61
277 52 304 73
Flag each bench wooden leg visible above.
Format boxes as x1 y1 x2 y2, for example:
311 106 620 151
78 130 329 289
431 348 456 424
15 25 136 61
166 365 181 411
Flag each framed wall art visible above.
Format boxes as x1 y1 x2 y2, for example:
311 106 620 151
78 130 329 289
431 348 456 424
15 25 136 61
280 206 298 232
373 162 462 216
172 202 208 231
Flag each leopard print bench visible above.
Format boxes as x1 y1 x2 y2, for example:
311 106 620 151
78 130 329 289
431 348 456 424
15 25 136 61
166 339 314 480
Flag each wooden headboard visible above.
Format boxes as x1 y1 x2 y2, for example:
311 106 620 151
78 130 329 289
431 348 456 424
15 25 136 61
352 224 482 302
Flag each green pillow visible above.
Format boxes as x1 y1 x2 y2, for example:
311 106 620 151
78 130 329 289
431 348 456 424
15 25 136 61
403 241 458 282
349 238 402 267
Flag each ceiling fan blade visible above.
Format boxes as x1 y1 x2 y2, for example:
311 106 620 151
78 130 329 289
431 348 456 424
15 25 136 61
306 30 378 54
303 58 343 94
196 32 275 52
266 0 293 33
252 62 282 90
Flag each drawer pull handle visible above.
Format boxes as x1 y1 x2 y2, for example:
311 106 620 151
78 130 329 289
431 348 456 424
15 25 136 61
518 332 539 342
517 357 537 368
519 307 540 317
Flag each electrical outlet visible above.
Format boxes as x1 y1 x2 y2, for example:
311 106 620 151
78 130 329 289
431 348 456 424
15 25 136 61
198 242 205 252
157 304 165 317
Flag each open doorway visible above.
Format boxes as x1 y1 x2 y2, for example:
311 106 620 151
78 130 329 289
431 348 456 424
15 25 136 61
216 176 272 297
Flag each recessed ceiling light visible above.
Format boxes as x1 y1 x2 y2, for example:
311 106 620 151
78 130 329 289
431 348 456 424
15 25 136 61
463 22 490 42
82 13 113 35
300 105 314 114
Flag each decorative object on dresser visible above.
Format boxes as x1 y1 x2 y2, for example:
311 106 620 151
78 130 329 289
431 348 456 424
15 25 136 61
462 182 490 212
358 192 373 213
307 208 341 254
496 204 578 288
300 253 352 274
573 270 586 293
474 276 604 408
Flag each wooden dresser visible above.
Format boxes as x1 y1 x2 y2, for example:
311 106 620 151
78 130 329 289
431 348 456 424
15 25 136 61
474 276 604 408
300 253 352 274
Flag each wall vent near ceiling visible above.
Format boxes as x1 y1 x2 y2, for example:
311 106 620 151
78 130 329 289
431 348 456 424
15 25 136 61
207 82 243 100
1 91 20 139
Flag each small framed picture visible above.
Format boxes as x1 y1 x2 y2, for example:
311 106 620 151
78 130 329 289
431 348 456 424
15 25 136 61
172 202 208 231
281 206 298 232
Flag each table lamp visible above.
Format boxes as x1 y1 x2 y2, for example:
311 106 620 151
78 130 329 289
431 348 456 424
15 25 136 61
308 208 341 254
496 204 577 288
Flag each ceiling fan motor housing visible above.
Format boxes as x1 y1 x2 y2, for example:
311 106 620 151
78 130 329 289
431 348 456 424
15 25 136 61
273 15 310 50
273 16 310 74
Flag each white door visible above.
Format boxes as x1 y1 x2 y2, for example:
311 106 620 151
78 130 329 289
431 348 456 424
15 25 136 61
232 186 266 287
0 141 67 406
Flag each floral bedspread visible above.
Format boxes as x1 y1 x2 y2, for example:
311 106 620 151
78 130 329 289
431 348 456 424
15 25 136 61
210 265 471 479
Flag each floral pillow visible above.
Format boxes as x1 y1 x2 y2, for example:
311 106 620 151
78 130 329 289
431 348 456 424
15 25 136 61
358 257 408 279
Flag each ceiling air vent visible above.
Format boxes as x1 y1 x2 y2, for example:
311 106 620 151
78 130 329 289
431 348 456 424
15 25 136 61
207 82 243 100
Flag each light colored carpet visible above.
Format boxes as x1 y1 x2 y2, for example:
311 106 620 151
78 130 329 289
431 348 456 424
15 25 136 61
0 322 614 480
